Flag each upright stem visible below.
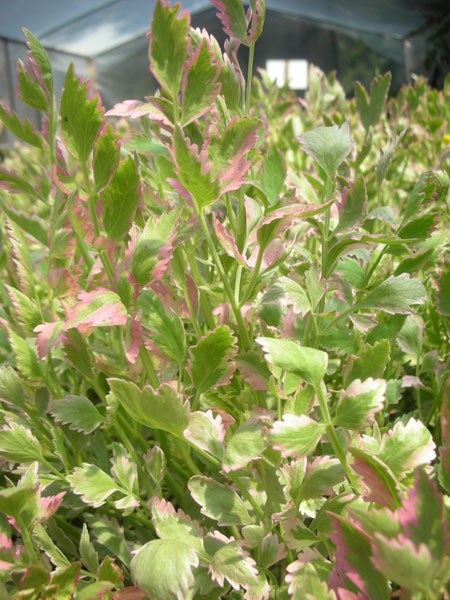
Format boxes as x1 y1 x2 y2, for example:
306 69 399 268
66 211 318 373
198 210 251 350
139 346 159 388
245 43 256 114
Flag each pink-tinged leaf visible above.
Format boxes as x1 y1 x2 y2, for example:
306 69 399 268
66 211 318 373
181 37 221 126
235 352 270 390
207 116 262 193
328 513 390 600
246 0 265 45
210 0 248 44
371 535 434 594
112 586 148 600
349 447 401 509
213 214 248 266
65 289 127 334
243 572 270 600
121 316 142 364
34 321 67 359
0 101 44 148
36 492 65 523
105 99 173 128
206 531 258 590
184 410 225 459
395 469 448 564
151 497 204 554
377 418 436 479
440 378 450 483
335 378 386 432
222 420 266 472
268 415 324 458
48 267 80 299
148 0 190 97
335 174 367 234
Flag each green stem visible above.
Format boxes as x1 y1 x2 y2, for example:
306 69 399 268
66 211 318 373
139 346 159 388
228 472 265 523
186 241 216 330
198 210 251 350
245 43 256 114
314 381 359 492
240 241 265 307
363 246 387 288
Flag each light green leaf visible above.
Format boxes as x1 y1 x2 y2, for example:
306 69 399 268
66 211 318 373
6 329 43 383
208 535 258 590
189 326 237 395
85 515 131 564
68 463 120 508
263 276 311 316
222 420 266 472
334 174 367 233
0 198 48 246
0 367 24 409
149 0 189 97
397 315 422 360
131 539 198 600
0 423 43 463
23 29 53 94
108 379 189 438
376 131 405 193
372 535 434 595
184 410 225 459
188 476 253 525
60 63 103 162
16 59 48 113
260 144 285 205
299 123 354 179
344 340 390 386
173 124 221 209
357 275 427 315
93 123 120 192
0 102 44 146
299 458 345 500
80 523 99 574
50 395 104 434
355 72 391 132
435 265 450 317
101 156 140 241
151 497 204 555
378 418 436 479
181 38 220 126
138 290 186 365
5 284 41 332
269 415 324 457
211 0 248 45
350 447 402 509
0 485 39 530
257 337 328 386
305 263 324 310
335 378 386 431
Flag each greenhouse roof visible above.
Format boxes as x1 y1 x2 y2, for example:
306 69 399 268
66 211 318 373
1 0 442 58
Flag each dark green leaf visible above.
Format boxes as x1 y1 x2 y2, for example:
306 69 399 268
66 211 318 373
0 102 44 147
334 174 367 233
357 275 427 315
355 72 391 132
93 124 120 192
189 326 236 395
188 476 253 525
50 395 104 434
101 156 140 241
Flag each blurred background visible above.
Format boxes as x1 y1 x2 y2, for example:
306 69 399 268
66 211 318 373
1 0 449 147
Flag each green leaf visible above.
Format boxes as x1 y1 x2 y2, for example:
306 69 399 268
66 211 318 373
173 124 220 210
65 289 127 333
357 275 427 315
79 523 99 574
299 123 354 179
376 132 404 193
299 458 344 500
16 60 49 111
181 38 220 126
378 418 435 479
5 284 41 332
435 266 450 317
188 476 253 525
23 29 53 94
76 581 114 599
397 315 422 360
85 515 131 564
222 420 266 472
263 276 311 316
50 395 104 434
269 415 324 458
0 170 42 198
108 379 190 438
335 378 386 431
394 247 433 276
68 463 120 508
0 102 43 147
260 144 285 205
131 539 198 600
189 326 236 395
257 337 328 386
349 447 402 509
372 535 434 594
0 198 48 246
0 485 39 530
397 213 438 240
101 156 140 241
138 290 186 365
366 315 406 345
208 535 258 590
355 72 391 132
336 257 366 289
151 497 204 555
0 367 24 409
334 174 367 233
7 329 43 383
0 423 43 463
93 123 120 192
60 63 103 163
63 328 96 381
184 410 225 459
149 0 189 97
211 0 248 45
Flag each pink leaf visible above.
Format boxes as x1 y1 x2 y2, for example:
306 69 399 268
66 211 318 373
34 321 67 360
37 491 65 523
65 288 127 334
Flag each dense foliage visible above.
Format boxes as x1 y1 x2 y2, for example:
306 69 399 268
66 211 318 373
0 0 449 598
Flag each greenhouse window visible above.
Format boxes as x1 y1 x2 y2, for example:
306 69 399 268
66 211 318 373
266 58 308 90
